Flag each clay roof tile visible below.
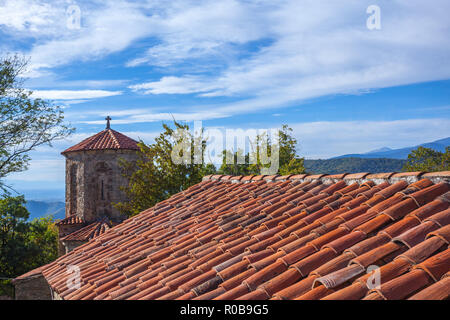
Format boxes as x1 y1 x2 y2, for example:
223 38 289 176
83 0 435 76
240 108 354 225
17 171 450 300
62 129 139 154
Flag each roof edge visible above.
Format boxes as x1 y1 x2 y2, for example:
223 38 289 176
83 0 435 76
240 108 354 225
202 171 450 185
61 147 140 155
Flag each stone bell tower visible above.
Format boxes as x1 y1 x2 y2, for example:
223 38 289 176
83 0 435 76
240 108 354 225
61 117 140 223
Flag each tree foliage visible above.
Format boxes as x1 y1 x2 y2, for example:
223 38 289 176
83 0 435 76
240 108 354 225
277 125 306 175
218 124 305 176
115 121 216 216
0 195 58 296
0 55 74 191
403 146 450 172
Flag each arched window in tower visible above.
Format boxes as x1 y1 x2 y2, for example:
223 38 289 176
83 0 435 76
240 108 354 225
95 162 111 201
101 179 105 200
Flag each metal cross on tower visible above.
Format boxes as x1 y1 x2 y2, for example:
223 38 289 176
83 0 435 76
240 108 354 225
105 116 111 129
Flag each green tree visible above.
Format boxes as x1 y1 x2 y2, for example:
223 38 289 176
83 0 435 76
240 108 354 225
218 124 305 175
0 55 74 192
115 121 216 216
218 149 253 176
277 125 305 175
0 195 58 297
403 146 450 172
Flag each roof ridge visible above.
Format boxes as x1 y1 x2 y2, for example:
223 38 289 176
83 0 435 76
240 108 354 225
203 171 450 184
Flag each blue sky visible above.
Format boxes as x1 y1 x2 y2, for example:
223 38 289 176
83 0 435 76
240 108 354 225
1 0 450 200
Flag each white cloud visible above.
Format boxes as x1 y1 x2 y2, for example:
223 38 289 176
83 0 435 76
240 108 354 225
2 0 450 119
4 159 64 183
127 0 269 67
128 0 450 116
129 76 221 95
290 118 450 159
0 0 159 71
0 0 63 33
30 89 122 99
77 110 229 124
29 79 130 89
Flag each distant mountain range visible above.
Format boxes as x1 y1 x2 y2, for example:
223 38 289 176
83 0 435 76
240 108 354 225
331 137 450 160
304 158 406 175
25 200 65 221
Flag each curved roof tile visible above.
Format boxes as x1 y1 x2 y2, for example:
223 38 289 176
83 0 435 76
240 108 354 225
16 171 450 300
61 219 113 242
62 129 139 154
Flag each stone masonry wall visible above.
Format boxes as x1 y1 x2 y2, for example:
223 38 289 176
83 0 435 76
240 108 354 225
14 275 52 300
57 224 84 256
64 149 138 223
62 240 87 254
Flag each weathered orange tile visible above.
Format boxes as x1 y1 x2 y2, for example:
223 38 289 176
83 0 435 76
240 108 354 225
344 233 391 257
368 269 432 300
393 220 441 249
215 283 250 300
258 268 302 296
193 287 226 300
413 248 450 281
379 216 421 239
219 268 256 291
165 269 203 291
322 281 368 300
294 285 334 300
236 288 270 300
408 276 450 300
310 252 355 278
351 242 404 268
243 260 288 291
291 248 337 277
396 233 447 265
407 198 449 222
272 275 318 300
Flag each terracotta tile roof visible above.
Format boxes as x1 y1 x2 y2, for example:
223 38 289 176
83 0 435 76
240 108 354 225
18 171 450 300
12 265 48 281
55 216 85 226
61 219 113 242
61 129 139 154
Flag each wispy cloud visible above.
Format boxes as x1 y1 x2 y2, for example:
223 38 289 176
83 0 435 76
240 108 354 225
291 118 450 159
129 76 221 95
30 89 122 100
128 1 450 115
0 0 63 34
75 109 230 124
3 1 450 117
1 1 158 70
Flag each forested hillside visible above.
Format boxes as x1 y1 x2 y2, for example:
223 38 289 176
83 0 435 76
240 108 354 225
304 158 406 174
